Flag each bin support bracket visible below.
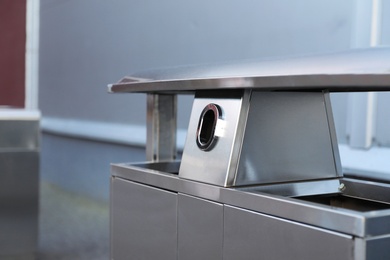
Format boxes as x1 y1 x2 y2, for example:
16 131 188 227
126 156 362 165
146 94 177 161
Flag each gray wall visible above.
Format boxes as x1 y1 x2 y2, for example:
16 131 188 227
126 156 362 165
383 1 390 45
376 93 390 146
39 0 354 122
39 0 386 200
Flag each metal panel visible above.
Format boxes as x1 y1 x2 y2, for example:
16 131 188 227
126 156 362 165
223 205 354 260
354 235 390 260
0 120 39 150
238 179 341 198
365 235 390 260
111 177 177 260
237 91 341 185
0 151 39 257
181 91 341 187
146 94 177 161
179 90 251 186
112 162 388 237
178 194 223 260
342 178 390 204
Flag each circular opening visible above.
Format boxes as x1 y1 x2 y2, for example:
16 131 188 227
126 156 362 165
196 104 221 151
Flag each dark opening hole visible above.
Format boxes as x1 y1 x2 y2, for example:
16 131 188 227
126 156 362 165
298 194 390 212
199 109 215 145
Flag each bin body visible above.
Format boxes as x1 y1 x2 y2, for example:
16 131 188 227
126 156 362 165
0 109 40 259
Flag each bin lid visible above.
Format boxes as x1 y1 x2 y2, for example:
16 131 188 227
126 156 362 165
0 107 40 121
109 47 390 94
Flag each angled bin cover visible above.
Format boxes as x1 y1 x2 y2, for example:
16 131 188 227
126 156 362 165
109 47 390 94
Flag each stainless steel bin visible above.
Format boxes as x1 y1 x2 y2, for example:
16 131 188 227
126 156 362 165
111 162 390 260
0 108 40 259
108 48 390 260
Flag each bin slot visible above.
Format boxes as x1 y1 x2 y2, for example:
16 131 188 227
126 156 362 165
298 194 390 212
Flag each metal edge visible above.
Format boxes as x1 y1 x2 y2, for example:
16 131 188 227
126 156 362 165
237 179 341 197
107 84 114 93
323 91 344 178
0 109 41 120
364 213 390 237
226 89 252 186
220 187 367 237
108 74 390 94
109 176 115 259
146 94 178 161
342 178 390 204
111 162 180 192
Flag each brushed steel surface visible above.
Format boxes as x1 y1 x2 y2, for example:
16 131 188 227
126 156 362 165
0 151 39 257
108 48 390 94
237 179 341 197
111 162 390 259
323 92 343 176
0 120 39 150
178 194 223 260
223 205 354 260
0 110 39 257
342 178 390 204
109 47 390 259
110 177 177 260
221 184 368 237
236 91 341 185
146 94 177 161
180 91 341 187
111 162 390 237
345 169 390 184
179 90 251 186
364 235 390 260
0 109 40 120
353 235 390 260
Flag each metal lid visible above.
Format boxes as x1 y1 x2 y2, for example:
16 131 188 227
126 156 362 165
0 108 40 121
109 47 390 94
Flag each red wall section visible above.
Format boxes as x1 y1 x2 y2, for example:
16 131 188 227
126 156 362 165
0 0 26 107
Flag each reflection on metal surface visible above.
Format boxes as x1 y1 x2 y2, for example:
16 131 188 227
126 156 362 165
237 91 341 186
146 94 177 161
238 179 341 198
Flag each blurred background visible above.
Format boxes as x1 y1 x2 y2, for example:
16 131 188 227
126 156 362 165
1 0 390 259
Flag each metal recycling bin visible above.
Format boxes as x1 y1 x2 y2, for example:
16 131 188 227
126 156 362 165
0 108 40 259
108 48 390 260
